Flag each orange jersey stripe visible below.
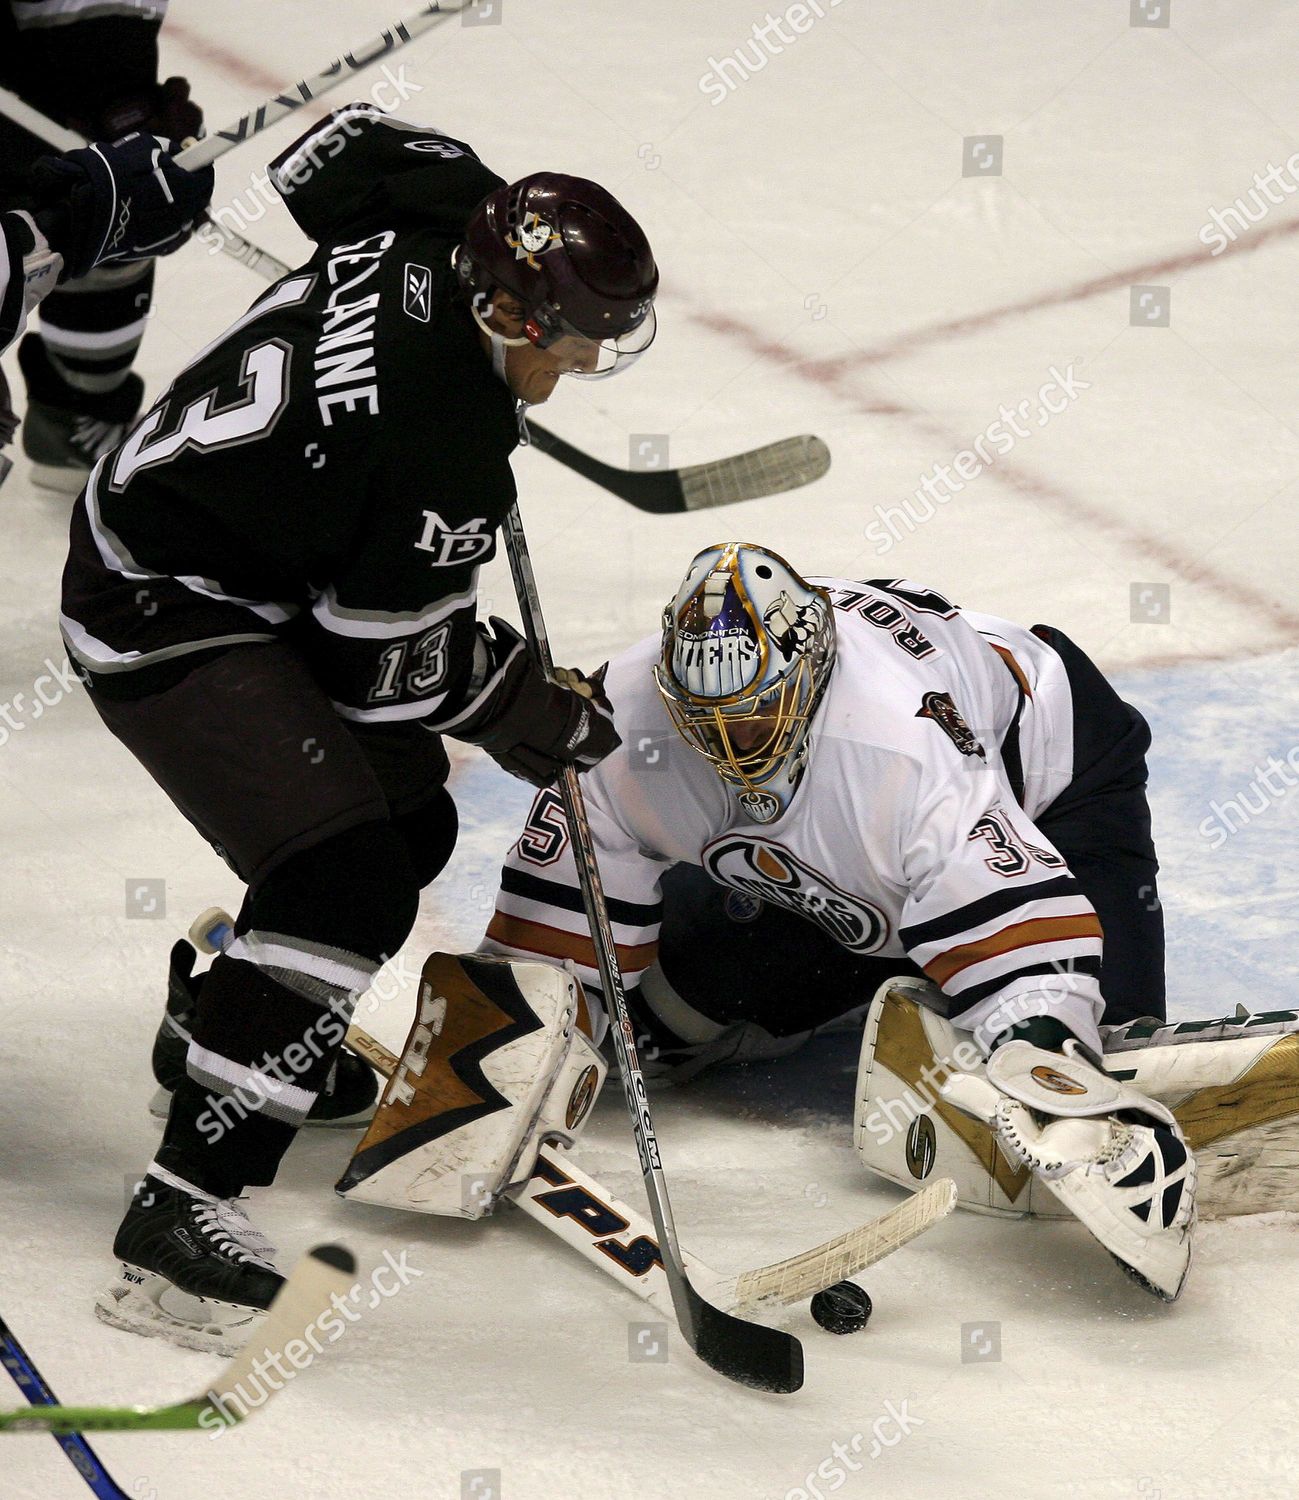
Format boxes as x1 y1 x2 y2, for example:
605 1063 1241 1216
923 913 1103 987
486 911 659 976
991 643 1032 698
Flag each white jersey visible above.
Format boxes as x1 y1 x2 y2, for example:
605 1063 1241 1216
484 578 1106 1052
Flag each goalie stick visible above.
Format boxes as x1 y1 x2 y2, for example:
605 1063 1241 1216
0 1245 355 1436
346 1017 956 1319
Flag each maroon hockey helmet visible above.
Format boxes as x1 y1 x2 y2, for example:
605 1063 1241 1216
455 172 658 378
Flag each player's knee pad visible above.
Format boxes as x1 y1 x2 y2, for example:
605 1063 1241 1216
855 981 1299 1221
250 818 421 967
336 952 606 1217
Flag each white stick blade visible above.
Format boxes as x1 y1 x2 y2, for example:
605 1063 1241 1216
201 1244 357 1424
679 435 831 510
728 1178 957 1314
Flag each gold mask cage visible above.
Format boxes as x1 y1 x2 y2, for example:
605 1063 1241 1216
655 651 822 794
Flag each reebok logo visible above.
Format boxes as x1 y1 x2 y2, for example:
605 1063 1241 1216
403 262 432 322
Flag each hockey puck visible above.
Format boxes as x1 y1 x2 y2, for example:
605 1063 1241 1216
810 1281 872 1335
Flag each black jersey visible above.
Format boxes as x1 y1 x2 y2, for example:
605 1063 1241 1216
61 107 521 727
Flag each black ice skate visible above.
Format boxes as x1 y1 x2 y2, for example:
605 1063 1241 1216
149 940 380 1127
17 334 143 494
96 1173 285 1354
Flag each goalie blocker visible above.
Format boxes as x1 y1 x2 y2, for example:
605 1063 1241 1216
337 952 606 1215
856 978 1299 1228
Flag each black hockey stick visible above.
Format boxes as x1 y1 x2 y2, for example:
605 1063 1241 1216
524 421 830 514
174 3 477 171
500 501 803 1394
0 1315 129 1496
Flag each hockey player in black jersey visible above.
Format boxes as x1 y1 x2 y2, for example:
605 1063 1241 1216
66 105 658 1350
0 0 208 488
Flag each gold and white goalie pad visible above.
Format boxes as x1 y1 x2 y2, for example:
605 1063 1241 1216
336 952 606 1216
856 979 1299 1224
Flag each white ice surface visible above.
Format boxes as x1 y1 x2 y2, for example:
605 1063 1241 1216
4 1 1299 1497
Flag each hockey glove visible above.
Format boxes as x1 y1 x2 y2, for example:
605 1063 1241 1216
452 617 620 787
943 1036 1196 1301
30 131 214 281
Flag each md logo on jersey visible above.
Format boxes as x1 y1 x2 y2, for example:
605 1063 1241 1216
703 838 889 953
403 262 432 322
415 511 494 567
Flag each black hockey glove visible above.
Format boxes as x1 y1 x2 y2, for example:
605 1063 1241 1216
30 131 214 281
453 617 620 788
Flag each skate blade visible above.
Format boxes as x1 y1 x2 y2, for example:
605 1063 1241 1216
27 460 90 495
94 1264 266 1356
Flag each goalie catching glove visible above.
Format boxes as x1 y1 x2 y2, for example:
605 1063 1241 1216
941 1030 1196 1302
446 617 618 787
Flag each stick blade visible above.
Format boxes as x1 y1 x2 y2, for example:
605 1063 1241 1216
205 1242 357 1422
683 1279 804 1394
730 1178 957 1314
678 434 831 511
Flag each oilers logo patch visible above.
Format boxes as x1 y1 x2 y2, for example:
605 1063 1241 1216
916 690 985 758
703 838 889 953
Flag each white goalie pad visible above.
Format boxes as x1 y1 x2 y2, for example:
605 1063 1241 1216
855 980 1299 1220
336 952 606 1217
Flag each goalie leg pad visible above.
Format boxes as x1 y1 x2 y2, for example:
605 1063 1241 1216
336 952 605 1216
857 983 1299 1220
853 977 1066 1218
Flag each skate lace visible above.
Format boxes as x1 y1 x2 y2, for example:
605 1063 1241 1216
194 1198 278 1270
70 416 125 462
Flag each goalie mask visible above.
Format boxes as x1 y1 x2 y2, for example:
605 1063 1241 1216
654 543 836 823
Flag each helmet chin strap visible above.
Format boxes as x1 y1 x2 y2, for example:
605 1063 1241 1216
469 300 530 387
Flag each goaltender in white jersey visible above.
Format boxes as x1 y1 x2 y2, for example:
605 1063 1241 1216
487 559 1116 1055
477 542 1278 1304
